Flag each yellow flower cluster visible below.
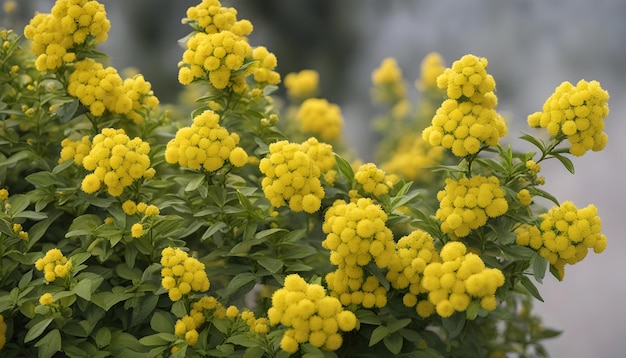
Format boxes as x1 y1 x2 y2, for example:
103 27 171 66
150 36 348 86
284 69 319 100
0 314 5 350
517 189 532 206
165 110 248 171
23 0 111 71
296 98 344 142
354 163 391 196
0 189 8 201
322 198 395 308
385 229 439 318
174 296 225 346
185 0 252 35
68 59 158 120
250 46 281 87
258 139 326 213
382 135 444 182
299 137 336 174
35 248 72 282
80 128 152 197
178 30 252 90
416 52 446 91
421 242 505 318
422 54 507 157
515 201 607 280
39 293 54 306
371 57 407 104
122 200 159 217
527 80 609 157
12 223 28 241
59 135 91 165
241 310 269 334
267 274 357 353
436 176 509 238
160 247 210 302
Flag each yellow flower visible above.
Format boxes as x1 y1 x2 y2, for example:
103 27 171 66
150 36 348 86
416 52 446 92
0 189 9 200
296 98 344 142
371 57 407 104
39 293 54 306
35 248 72 282
160 247 210 301
131 223 144 238
285 69 319 99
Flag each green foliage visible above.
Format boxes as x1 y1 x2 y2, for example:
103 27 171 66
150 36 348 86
1 2 613 357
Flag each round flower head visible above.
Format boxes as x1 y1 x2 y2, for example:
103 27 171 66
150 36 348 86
165 110 247 172
160 247 210 301
423 54 507 157
371 57 407 104
34 248 72 282
285 69 319 100
527 80 609 156
296 98 344 142
416 52 446 92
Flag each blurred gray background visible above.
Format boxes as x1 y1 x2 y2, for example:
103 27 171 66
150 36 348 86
7 1 626 357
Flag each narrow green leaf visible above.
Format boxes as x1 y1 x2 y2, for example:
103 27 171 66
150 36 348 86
201 221 228 241
520 133 545 152
369 325 390 346
222 272 257 297
551 153 575 174
25 171 65 187
138 332 178 346
519 275 544 302
256 257 284 273
531 253 548 283
387 318 411 333
334 153 354 183
185 174 206 192
25 318 54 343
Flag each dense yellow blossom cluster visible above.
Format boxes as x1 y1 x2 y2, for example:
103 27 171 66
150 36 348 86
79 128 152 196
371 57 407 104
23 0 110 71
527 80 609 157
39 292 54 306
160 247 210 301
59 135 91 165
421 242 505 317
35 248 72 282
386 230 439 318
322 198 395 308
250 46 281 87
67 59 158 120
174 296 225 347
416 52 446 91
241 309 269 334
185 0 252 35
0 189 8 201
354 163 390 196
422 54 507 157
517 189 532 206
382 135 444 182
284 69 319 100
12 223 28 241
122 200 159 238
268 274 357 353
295 98 344 142
258 139 326 213
436 176 509 238
165 110 248 171
515 201 607 280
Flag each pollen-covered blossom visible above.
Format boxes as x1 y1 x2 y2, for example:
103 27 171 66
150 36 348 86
59 135 91 165
80 128 153 197
284 69 319 100
23 0 111 71
517 189 532 206
386 229 439 318
515 201 607 280
436 175 509 238
185 0 253 36
322 198 396 308
422 54 507 157
527 80 609 157
259 139 326 213
354 163 392 196
421 242 505 318
250 46 281 87
267 274 357 353
241 310 269 334
35 248 72 283
296 98 344 142
39 293 54 306
371 57 407 104
416 52 446 92
177 30 252 90
0 189 8 201
165 110 248 171
68 59 158 121
174 296 226 346
382 135 444 183
160 247 210 302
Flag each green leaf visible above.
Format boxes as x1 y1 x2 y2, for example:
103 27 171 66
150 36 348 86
66 214 102 238
73 279 94 301
356 309 382 325
369 325 390 346
226 334 258 348
14 210 48 220
387 318 411 333
25 318 54 343
91 290 136 310
530 253 548 283
222 272 257 297
334 153 354 184
519 275 544 302
95 327 112 348
201 221 228 241
138 332 178 346
185 173 206 192
520 133 545 152
25 171 66 187
383 333 403 355
243 347 265 358
256 257 284 273
34 329 62 358
442 312 466 338
150 310 174 334
550 153 575 174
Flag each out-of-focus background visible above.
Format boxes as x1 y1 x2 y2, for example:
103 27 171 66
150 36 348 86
5 1 625 356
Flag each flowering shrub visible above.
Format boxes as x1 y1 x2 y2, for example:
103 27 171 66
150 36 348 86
0 1 610 357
